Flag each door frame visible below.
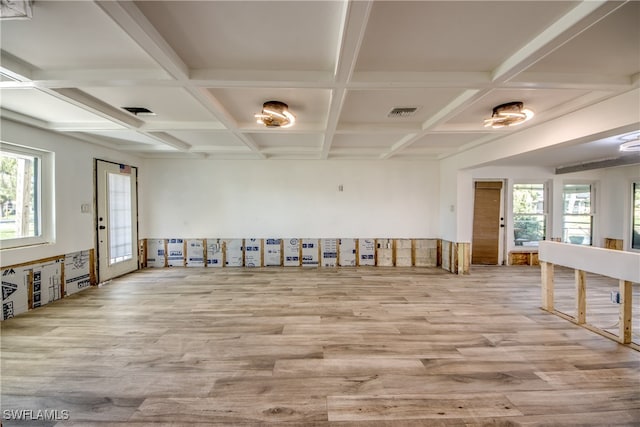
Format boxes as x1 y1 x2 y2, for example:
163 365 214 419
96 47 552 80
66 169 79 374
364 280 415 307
94 159 140 283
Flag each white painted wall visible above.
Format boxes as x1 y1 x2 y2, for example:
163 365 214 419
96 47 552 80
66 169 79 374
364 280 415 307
0 119 141 267
594 164 639 250
139 159 440 239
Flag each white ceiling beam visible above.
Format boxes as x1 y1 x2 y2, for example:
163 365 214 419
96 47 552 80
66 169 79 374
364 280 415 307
139 122 227 132
186 87 265 158
321 0 374 159
189 145 252 154
505 72 633 90
350 72 491 88
0 52 34 81
95 0 189 80
1 108 49 129
190 70 334 88
50 88 144 128
492 0 627 83
31 69 172 84
147 131 192 151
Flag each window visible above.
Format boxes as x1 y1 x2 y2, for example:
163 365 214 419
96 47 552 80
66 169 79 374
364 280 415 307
563 184 593 245
633 182 640 250
0 143 52 249
513 183 546 246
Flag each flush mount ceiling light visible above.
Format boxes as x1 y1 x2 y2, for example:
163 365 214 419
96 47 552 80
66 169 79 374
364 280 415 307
483 101 534 129
255 101 295 128
619 138 640 152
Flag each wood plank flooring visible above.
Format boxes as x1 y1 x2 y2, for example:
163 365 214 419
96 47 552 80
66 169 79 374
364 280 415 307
1 266 639 426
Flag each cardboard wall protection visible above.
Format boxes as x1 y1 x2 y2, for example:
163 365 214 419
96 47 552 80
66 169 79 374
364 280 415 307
245 238 262 267
186 239 205 267
284 238 300 267
301 239 319 267
146 239 166 268
225 239 244 267
167 239 185 267
376 239 394 266
396 239 413 267
264 239 282 266
339 238 357 266
32 260 63 306
64 251 90 296
1 266 29 320
321 239 338 267
206 239 224 267
414 239 438 267
358 239 376 266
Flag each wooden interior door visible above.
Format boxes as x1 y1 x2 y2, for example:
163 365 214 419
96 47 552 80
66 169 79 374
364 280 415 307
472 181 503 265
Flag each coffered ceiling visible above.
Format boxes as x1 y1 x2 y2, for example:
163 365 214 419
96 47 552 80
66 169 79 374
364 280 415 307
1 1 638 166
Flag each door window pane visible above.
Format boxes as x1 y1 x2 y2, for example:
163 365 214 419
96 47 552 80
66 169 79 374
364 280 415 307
108 172 133 264
563 184 592 245
513 184 546 246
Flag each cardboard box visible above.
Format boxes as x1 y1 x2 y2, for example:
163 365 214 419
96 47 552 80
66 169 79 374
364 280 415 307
339 238 356 266
264 239 282 266
1 266 29 320
186 239 205 267
284 238 300 267
64 251 90 296
146 239 166 268
321 239 338 267
301 239 319 267
358 239 376 266
245 238 262 267
224 239 244 267
167 239 185 267
206 239 224 267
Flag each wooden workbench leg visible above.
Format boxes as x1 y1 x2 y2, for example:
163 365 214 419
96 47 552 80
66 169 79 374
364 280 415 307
541 261 554 311
619 280 632 344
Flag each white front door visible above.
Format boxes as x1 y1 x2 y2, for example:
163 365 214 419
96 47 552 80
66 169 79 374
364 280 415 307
96 160 138 281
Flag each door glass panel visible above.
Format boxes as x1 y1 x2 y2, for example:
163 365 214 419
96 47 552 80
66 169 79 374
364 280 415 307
108 172 133 265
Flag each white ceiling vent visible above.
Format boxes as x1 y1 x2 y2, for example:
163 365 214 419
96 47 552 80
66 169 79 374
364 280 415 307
387 107 419 118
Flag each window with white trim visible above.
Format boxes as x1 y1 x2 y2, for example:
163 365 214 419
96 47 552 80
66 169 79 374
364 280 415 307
562 183 593 245
0 143 53 249
513 183 546 247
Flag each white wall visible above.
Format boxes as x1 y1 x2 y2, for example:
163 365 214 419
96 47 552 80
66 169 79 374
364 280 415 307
592 164 639 249
139 159 440 239
0 119 141 267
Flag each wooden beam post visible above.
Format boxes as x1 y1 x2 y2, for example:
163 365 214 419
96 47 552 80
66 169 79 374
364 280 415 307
541 261 554 311
619 279 632 344
575 269 586 324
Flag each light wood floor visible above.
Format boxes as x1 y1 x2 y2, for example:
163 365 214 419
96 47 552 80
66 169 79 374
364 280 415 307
1 266 639 426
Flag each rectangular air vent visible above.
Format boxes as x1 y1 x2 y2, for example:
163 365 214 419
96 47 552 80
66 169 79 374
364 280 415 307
387 107 419 118
122 107 156 116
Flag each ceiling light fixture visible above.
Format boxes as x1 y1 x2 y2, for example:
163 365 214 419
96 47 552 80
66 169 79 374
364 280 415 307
483 101 534 129
619 138 640 152
255 101 295 128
